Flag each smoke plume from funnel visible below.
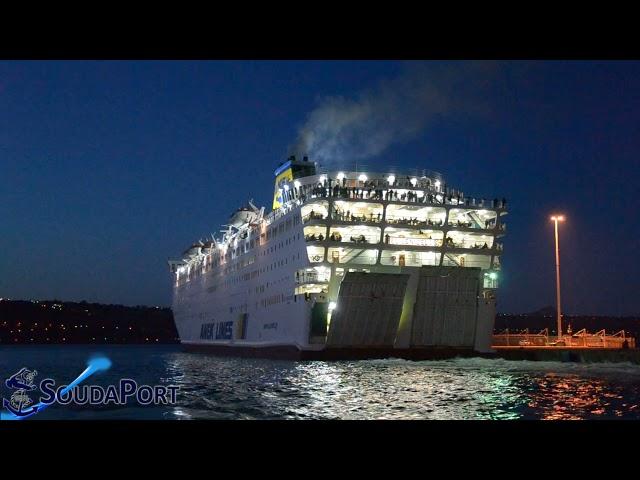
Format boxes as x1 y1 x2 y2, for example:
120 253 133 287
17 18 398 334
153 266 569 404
290 62 495 164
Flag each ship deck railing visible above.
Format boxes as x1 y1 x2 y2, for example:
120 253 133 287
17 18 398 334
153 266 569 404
296 188 507 211
303 237 501 254
302 212 328 222
303 211 504 234
305 234 380 244
295 273 330 284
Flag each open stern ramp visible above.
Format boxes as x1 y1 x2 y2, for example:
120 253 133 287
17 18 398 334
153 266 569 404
411 267 481 347
326 272 409 347
325 266 488 351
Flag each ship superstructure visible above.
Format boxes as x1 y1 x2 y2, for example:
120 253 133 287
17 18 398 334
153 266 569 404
169 156 507 359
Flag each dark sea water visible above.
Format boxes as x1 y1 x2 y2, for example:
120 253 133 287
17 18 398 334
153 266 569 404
2 345 640 420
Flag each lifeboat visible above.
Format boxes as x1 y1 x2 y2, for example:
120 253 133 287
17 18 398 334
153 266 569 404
229 205 258 228
182 242 204 260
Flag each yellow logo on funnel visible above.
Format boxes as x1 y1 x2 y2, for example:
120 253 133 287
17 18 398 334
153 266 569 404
272 167 293 210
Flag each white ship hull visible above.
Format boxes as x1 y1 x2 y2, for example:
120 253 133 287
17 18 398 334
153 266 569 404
172 205 315 352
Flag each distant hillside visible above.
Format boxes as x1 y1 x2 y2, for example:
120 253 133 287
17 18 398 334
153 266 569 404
0 299 179 344
526 305 556 317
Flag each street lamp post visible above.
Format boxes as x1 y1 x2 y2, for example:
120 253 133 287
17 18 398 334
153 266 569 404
550 215 565 339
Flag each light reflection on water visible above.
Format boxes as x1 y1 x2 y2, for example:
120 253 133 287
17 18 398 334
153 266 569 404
2 346 640 420
164 353 640 420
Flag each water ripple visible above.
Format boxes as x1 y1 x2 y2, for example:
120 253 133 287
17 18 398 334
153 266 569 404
2 346 640 420
163 353 640 420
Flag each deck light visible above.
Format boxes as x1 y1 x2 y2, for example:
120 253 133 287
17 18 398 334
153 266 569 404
358 174 367 182
387 175 395 185
337 172 345 181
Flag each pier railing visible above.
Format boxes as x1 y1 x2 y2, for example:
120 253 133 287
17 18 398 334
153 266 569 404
493 329 636 349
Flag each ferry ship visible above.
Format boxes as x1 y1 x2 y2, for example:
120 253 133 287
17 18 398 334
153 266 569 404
168 156 507 360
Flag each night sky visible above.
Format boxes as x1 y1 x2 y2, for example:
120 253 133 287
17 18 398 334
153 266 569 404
1 61 639 315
